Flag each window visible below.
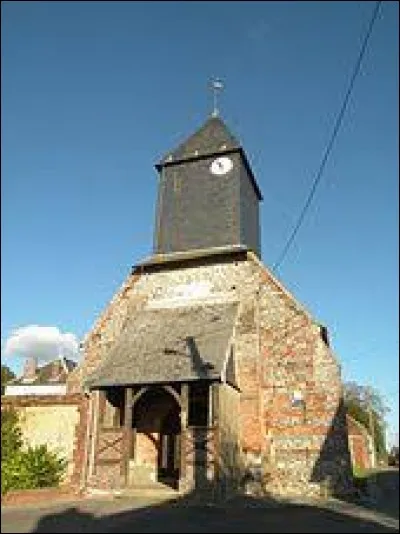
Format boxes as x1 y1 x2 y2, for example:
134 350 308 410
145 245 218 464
320 325 329 347
291 390 305 408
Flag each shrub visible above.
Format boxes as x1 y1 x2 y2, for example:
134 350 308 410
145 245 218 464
22 445 67 488
1 408 22 462
1 446 67 494
1 451 35 494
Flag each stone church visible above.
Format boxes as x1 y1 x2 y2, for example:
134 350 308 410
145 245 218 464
67 114 353 499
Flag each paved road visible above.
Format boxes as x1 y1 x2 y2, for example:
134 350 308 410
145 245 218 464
2 492 398 533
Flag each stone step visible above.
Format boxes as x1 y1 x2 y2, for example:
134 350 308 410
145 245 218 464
86 482 178 496
119 485 180 499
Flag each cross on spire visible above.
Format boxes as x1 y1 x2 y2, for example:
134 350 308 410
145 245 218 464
210 78 224 117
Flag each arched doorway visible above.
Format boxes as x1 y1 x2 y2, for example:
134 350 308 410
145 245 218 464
131 386 181 489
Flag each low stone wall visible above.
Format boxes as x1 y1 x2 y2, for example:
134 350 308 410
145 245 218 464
2 487 82 507
2 395 84 484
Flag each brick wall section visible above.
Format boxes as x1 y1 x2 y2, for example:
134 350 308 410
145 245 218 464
74 251 353 496
235 297 263 456
69 394 90 489
183 427 217 494
135 433 158 470
347 415 372 470
133 394 177 473
244 256 353 496
88 464 124 491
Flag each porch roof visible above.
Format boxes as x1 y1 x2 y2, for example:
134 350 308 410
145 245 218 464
85 301 239 389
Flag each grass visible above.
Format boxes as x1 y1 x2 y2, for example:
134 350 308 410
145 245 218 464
351 466 378 496
352 466 370 479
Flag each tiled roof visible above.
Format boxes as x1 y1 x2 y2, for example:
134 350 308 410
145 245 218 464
10 358 77 386
85 302 239 388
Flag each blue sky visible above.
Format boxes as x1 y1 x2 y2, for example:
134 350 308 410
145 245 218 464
1 1 398 445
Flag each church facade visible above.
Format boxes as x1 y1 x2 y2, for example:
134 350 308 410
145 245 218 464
67 116 353 498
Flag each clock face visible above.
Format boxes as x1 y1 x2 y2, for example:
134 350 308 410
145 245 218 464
210 156 233 175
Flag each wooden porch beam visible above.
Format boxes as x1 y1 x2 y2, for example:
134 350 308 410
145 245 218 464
162 384 182 406
180 383 189 480
132 386 149 406
212 382 219 425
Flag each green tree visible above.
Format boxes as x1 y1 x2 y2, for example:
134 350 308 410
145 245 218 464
1 365 16 395
343 381 389 460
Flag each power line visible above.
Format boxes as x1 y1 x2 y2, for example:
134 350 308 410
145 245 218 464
272 0 383 273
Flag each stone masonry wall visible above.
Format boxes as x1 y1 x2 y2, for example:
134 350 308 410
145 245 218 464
218 383 242 498
67 272 142 394
88 464 124 491
183 427 217 495
68 255 261 391
72 251 352 497
253 256 353 497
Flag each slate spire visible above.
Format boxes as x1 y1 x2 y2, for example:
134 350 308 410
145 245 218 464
157 116 241 169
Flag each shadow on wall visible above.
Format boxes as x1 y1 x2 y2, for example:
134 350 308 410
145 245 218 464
307 399 399 521
186 336 215 377
310 398 354 498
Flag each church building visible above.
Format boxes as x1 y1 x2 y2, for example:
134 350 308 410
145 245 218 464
67 111 353 499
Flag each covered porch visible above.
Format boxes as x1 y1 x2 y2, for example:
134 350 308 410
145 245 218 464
83 302 241 497
90 381 219 492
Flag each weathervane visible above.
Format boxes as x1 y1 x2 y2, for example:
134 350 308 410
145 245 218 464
210 78 224 117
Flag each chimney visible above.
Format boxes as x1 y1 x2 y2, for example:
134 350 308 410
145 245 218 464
23 356 37 381
50 360 61 381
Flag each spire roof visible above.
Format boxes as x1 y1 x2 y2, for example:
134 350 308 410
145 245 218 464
158 116 241 167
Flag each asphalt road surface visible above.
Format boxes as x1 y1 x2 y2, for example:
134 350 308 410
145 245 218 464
1 494 398 533
2 469 398 533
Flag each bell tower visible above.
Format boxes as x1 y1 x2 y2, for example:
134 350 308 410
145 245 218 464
153 114 263 257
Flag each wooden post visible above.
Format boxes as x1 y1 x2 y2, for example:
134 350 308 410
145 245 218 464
212 382 220 497
123 387 133 484
90 390 101 477
212 382 219 426
180 383 189 482
131 427 137 462
208 383 213 426
98 389 106 428
92 390 107 475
